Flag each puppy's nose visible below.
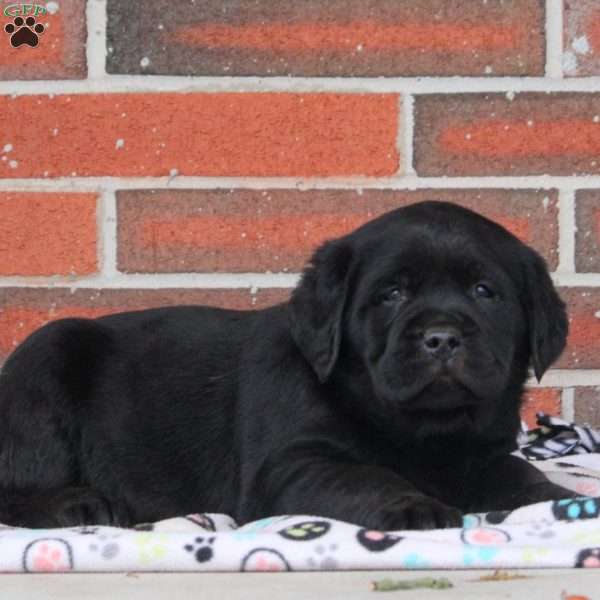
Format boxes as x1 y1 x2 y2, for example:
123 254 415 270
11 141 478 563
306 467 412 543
423 326 462 359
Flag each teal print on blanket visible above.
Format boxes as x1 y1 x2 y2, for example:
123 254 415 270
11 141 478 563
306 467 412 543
552 498 600 521
402 552 430 569
460 526 510 567
232 517 282 540
462 514 480 529
462 545 500 566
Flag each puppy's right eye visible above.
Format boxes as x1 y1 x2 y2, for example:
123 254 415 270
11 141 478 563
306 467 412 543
474 283 495 299
379 287 404 304
383 288 400 301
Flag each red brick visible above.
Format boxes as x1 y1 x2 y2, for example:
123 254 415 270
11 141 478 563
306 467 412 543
575 190 600 272
522 388 562 429
0 287 289 363
116 189 558 273
0 1 86 79
414 94 600 176
106 0 544 77
574 387 600 427
564 1 600 76
557 288 600 370
0 192 97 276
0 93 399 178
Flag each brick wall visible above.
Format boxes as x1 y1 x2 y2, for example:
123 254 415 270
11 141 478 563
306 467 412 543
1 0 600 427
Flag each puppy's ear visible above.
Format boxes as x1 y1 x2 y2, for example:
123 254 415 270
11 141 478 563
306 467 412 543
520 249 568 381
289 240 354 383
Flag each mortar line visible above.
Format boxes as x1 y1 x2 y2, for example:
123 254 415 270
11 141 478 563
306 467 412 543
0 269 600 288
4 176 600 192
528 371 600 388
86 0 107 80
98 189 118 277
561 387 575 421
3 76 600 95
552 272 600 286
546 0 564 78
0 273 300 289
557 189 576 273
399 94 415 176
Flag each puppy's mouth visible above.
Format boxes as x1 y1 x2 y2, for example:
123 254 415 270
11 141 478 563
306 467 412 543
407 401 474 418
403 372 478 419
429 358 483 392
404 402 477 428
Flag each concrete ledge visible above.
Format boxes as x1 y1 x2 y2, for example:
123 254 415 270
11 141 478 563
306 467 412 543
2 569 599 600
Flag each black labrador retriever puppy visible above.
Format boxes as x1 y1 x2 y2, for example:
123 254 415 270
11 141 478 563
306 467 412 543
0 200 574 529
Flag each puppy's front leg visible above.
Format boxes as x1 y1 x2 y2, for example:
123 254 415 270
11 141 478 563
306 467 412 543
259 462 463 531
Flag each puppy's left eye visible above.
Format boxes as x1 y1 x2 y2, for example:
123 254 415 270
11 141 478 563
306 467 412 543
474 283 495 299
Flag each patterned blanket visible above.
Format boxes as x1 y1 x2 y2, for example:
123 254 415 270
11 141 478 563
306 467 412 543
3 415 600 573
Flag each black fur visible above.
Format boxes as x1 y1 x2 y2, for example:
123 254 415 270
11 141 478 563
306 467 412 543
0 201 574 530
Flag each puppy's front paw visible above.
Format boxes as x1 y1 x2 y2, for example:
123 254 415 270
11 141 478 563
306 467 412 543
366 494 463 531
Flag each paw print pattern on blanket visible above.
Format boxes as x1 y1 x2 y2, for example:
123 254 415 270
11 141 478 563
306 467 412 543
356 529 403 552
553 497 600 521
23 539 74 572
241 548 291 571
464 510 513 528
89 533 121 560
568 528 600 545
521 546 550 564
576 547 600 568
184 536 215 563
306 543 339 569
460 527 510 567
278 520 330 541
8 491 600 573
525 518 556 539
484 510 512 524
135 533 168 564
461 527 511 545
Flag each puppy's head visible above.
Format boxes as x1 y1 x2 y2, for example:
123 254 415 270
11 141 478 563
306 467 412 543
289 201 567 439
